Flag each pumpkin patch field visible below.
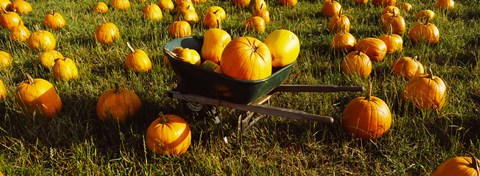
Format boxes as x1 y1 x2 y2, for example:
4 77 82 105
1 0 480 174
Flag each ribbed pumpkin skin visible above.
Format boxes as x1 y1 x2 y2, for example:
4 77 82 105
96 87 141 123
0 51 13 69
28 30 57 51
0 11 23 30
43 12 66 30
431 156 480 176
125 48 152 72
402 74 446 110
146 114 191 156
379 33 403 54
39 50 63 69
322 0 341 18
168 21 191 39
201 28 231 64
391 56 424 79
328 14 350 33
355 38 388 62
15 77 62 118
9 25 30 42
95 22 121 45
409 21 439 45
53 58 79 81
340 51 372 78
220 36 272 80
331 31 356 52
93 2 109 13
342 95 392 140
111 0 130 10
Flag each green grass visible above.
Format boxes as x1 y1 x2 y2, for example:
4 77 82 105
1 0 479 175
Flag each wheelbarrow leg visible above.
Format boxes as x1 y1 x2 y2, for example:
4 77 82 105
237 95 272 133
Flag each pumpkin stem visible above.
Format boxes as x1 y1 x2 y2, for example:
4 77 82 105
114 83 120 94
126 42 135 53
217 19 221 29
25 74 34 84
427 68 434 79
158 113 169 124
54 58 63 63
365 81 372 101
214 9 219 14
388 24 393 35
260 3 264 10
469 153 480 174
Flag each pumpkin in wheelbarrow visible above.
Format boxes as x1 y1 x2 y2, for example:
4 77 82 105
220 36 272 80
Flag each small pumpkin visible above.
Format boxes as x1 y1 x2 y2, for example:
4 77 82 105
175 47 201 65
96 83 142 123
354 0 368 4
322 0 341 18
39 50 63 69
220 36 272 80
168 20 191 38
244 16 266 33
381 6 400 15
232 0 251 8
146 114 191 156
28 30 56 51
111 0 130 11
6 0 31 14
43 11 66 30
279 0 297 6
143 3 163 21
331 30 356 52
125 42 152 72
416 10 435 21
0 79 6 100
264 29 300 67
0 10 23 30
9 24 29 42
175 7 198 25
355 37 388 62
93 2 109 13
379 28 403 54
202 10 220 28
382 9 405 35
409 19 440 45
253 0 266 11
176 1 194 12
201 28 232 64
391 56 424 79
435 0 454 10
52 57 79 81
342 82 392 140
0 50 13 69
402 69 447 110
372 0 395 6
158 0 174 12
340 50 372 78
15 74 62 118
253 4 270 23
401 3 412 13
431 154 480 176
0 0 11 11
207 6 226 21
328 10 350 33
94 22 121 44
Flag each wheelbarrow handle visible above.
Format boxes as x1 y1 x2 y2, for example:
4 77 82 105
272 84 364 93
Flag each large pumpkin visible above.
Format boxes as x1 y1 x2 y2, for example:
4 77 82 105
355 37 388 62
28 30 56 51
409 19 439 45
264 29 300 67
95 22 121 45
14 74 62 118
220 36 272 80
431 155 480 176
0 50 13 69
342 83 392 140
340 50 372 78
146 114 191 156
96 84 142 123
201 28 231 64
402 69 447 110
125 42 152 72
52 57 79 81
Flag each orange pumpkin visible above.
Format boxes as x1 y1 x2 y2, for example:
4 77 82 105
201 28 231 64
28 30 56 51
379 31 403 54
401 3 412 13
244 16 265 33
331 30 356 52
93 2 109 13
39 50 63 69
143 3 163 21
322 0 341 18
146 114 191 156
253 4 270 23
391 56 424 79
220 36 272 80
43 11 66 30
6 0 31 14
96 83 142 123
416 10 435 21
94 22 121 44
0 0 10 11
168 20 191 38
328 10 350 33
0 11 23 30
232 0 251 8
409 19 439 45
9 24 30 42
158 0 174 12
0 50 13 69
52 57 79 81
402 69 447 110
354 0 368 4
340 50 372 78
355 37 387 62
264 29 300 67
125 42 152 72
207 6 226 21
342 83 392 140
175 8 199 25
431 155 480 176
15 74 62 118
111 0 130 10
382 10 405 35
436 0 454 10
381 6 400 15
372 0 395 6
0 79 6 100
175 47 201 65
279 0 297 6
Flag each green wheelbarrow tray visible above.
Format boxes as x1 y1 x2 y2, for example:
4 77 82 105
163 36 295 104
163 36 364 124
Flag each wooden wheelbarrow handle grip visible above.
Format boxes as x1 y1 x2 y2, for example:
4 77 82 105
272 84 364 93
168 91 334 124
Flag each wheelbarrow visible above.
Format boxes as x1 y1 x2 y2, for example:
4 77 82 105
163 36 364 131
